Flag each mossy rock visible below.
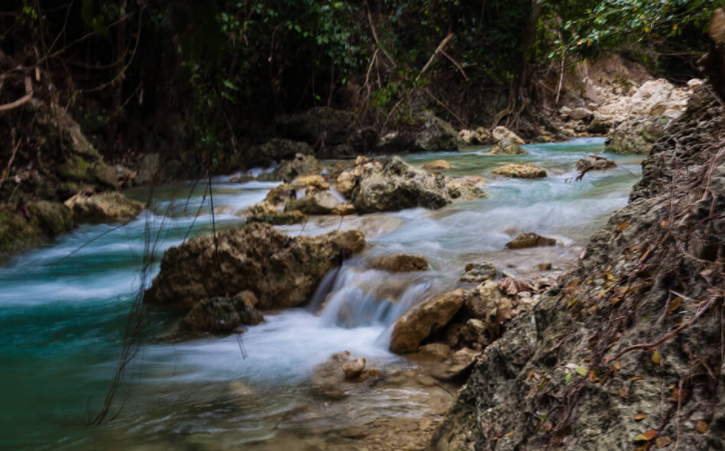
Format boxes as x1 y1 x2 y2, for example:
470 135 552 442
247 211 306 225
0 201 73 261
180 295 264 334
64 192 144 223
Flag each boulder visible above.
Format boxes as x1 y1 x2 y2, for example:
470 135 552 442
144 223 366 310
274 154 320 182
596 79 691 125
377 113 461 153
64 192 144 222
460 262 496 283
390 289 466 354
491 163 547 179
460 318 488 347
249 201 278 215
351 157 486 213
464 280 513 343
312 351 379 398
491 126 525 145
459 127 493 145
246 139 313 167
605 116 670 155
264 183 298 206
284 190 341 215
486 141 527 156
575 156 617 172
422 160 452 171
342 357 366 379
331 203 357 216
419 343 451 360
275 107 354 148
294 175 329 192
370 254 430 272
451 347 479 366
505 232 556 249
179 295 264 334
336 171 357 197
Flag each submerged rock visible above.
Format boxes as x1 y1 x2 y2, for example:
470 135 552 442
180 295 264 334
64 192 144 222
422 159 452 171
486 141 527 155
606 115 670 155
351 157 485 213
575 155 617 172
370 254 430 273
419 343 451 360
144 223 366 310
491 126 525 145
284 190 341 215
390 289 466 354
462 175 487 187
312 351 379 398
491 163 547 179
505 232 556 249
342 357 366 379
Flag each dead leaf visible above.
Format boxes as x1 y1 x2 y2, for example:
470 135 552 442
497 278 530 296
669 297 682 312
614 361 622 371
610 296 622 306
634 430 658 442
635 414 645 421
565 279 579 289
640 247 652 262
652 350 661 365
630 376 645 381
616 221 629 233
620 386 628 398
543 420 552 432
655 436 672 448
697 420 709 433
660 220 669 228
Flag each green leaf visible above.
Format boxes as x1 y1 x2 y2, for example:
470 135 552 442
576 366 588 377
565 373 572 384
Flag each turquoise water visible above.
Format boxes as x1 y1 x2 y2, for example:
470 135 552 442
0 139 642 450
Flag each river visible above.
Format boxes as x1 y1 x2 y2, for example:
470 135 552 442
0 138 641 450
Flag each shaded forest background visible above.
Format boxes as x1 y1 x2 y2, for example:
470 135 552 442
0 0 720 180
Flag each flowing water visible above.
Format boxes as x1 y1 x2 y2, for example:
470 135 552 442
0 139 642 450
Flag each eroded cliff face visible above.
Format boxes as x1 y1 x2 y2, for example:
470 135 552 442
433 85 725 451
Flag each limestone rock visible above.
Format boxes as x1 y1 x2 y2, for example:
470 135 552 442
342 357 366 379
422 160 452 171
249 201 278 215
492 126 525 145
331 203 357 216
370 254 429 273
377 113 461 153
247 210 306 225
462 175 487 187
390 289 466 354
486 141 527 156
64 192 144 222
575 155 617 172
284 190 341 215
312 351 379 398
0 201 74 261
274 154 320 182
459 127 493 145
460 318 487 346
505 232 556 249
451 347 479 366
264 183 298 206
605 116 670 155
144 223 366 310
180 295 263 334
351 157 486 213
460 262 496 283
568 107 594 121
336 171 357 197
491 163 547 179
294 174 329 191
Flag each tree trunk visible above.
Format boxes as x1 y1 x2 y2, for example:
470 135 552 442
106 0 128 157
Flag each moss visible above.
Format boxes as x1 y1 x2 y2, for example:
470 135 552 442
0 201 73 261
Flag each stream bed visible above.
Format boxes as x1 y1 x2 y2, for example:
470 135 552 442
0 138 642 451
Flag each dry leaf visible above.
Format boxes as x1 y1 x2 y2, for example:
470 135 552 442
614 361 622 371
497 277 530 295
543 420 552 432
630 376 645 381
634 430 658 442
660 220 669 228
697 420 709 433
669 297 682 311
640 247 652 262
655 436 672 448
635 414 645 421
616 221 629 233
620 386 628 398
652 350 661 365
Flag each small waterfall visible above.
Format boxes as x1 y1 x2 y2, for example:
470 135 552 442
316 265 433 329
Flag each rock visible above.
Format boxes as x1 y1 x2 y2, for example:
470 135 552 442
370 254 429 273
64 192 144 222
264 183 298 206
390 289 466 354
575 155 617 172
459 127 493 145
351 157 486 213
445 323 463 348
586 115 610 134
342 357 366 379
463 281 513 343
144 223 366 310
462 175 487 187
249 201 278 215
422 160 452 171
486 141 527 155
419 343 451 360
179 295 264 334
460 262 496 283
331 203 357 216
596 79 691 125
536 263 552 271
460 319 488 346
284 190 341 215
336 171 357 197
451 347 479 366
0 201 74 261
294 174 329 192
491 163 547 179
246 139 314 167
274 154 320 182
491 126 525 145
377 113 461 153
687 79 704 90
568 107 594 121
275 107 353 148
135 153 160 185
247 210 306 225
505 232 556 249
605 115 670 155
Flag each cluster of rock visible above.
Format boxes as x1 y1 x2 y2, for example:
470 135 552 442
311 351 380 398
144 222 366 334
